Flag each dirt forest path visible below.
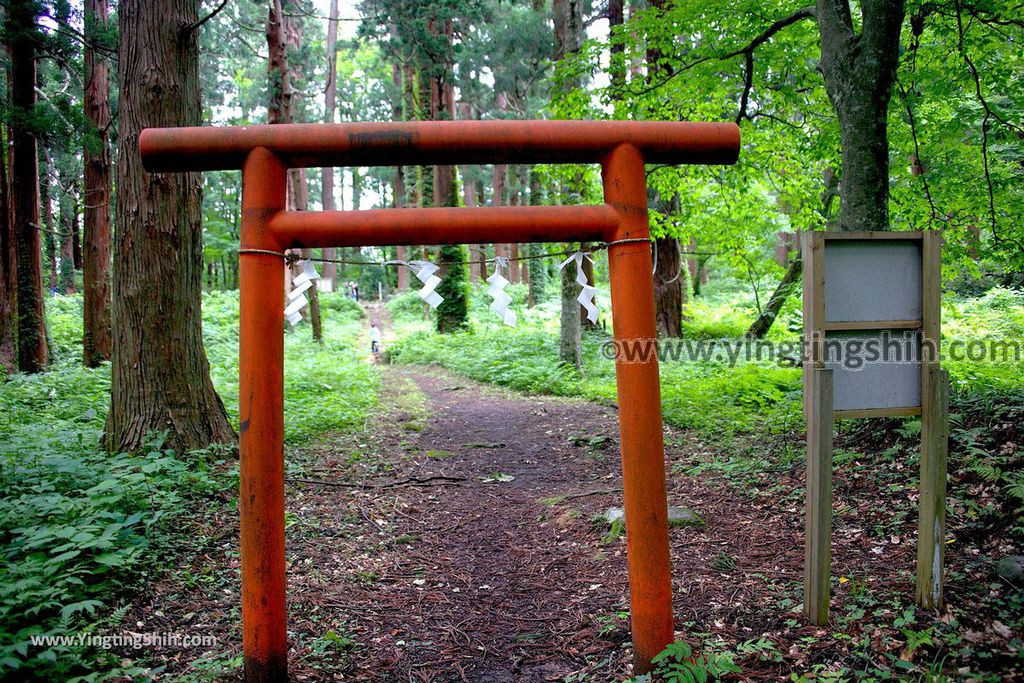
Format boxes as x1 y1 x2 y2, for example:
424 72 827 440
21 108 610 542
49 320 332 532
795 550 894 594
280 365 814 682
362 301 396 363
125 349 938 681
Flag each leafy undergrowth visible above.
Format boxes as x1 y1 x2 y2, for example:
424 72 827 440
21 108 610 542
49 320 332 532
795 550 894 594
389 290 804 439
388 278 1024 681
0 290 378 679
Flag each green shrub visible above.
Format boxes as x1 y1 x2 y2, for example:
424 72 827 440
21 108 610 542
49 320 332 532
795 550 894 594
0 288 380 677
387 290 432 322
44 294 87 365
0 421 221 678
317 291 365 321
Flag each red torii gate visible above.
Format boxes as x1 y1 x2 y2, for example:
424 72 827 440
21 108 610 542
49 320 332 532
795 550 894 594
140 120 739 681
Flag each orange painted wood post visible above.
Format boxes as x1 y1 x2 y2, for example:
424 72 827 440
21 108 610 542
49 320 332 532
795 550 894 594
239 147 289 682
602 143 675 674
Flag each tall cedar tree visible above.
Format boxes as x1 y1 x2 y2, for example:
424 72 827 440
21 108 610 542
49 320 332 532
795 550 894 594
431 18 469 332
83 0 112 366
0 126 14 372
6 0 48 372
106 0 235 453
553 0 582 367
320 0 339 289
268 0 323 340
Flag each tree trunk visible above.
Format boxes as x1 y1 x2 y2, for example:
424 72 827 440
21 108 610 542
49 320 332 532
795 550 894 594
0 129 16 373
105 0 235 453
269 0 322 340
429 18 468 333
392 58 409 290
608 0 625 95
461 168 482 283
816 0 905 232
554 0 583 367
526 168 546 308
7 0 48 372
746 256 802 338
83 0 112 365
71 205 81 269
654 235 686 337
319 0 339 290
492 106 508 266
41 147 58 293
59 165 76 294
746 168 840 338
559 260 581 368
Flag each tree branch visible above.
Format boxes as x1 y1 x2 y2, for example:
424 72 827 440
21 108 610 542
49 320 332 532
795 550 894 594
633 6 816 102
184 0 230 34
896 77 939 228
717 6 817 123
720 6 817 61
955 0 1024 251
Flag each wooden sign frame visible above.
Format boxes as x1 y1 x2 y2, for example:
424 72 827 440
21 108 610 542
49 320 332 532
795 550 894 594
801 231 949 625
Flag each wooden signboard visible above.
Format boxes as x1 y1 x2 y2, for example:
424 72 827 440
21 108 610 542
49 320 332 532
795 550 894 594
801 231 948 624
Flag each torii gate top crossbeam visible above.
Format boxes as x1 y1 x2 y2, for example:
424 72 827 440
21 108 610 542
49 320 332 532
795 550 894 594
139 120 739 172
140 120 739 251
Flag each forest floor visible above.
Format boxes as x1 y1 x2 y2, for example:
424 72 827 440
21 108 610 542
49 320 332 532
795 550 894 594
123 357 1018 681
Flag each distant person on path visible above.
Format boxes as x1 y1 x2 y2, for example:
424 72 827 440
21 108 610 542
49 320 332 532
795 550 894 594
353 282 360 302
369 322 382 355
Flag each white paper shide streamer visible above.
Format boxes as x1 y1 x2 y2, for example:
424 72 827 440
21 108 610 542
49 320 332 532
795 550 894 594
560 251 598 323
285 259 321 326
408 260 444 309
486 257 517 327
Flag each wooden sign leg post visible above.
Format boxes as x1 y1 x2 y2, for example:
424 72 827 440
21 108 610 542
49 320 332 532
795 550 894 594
916 368 949 608
804 368 834 625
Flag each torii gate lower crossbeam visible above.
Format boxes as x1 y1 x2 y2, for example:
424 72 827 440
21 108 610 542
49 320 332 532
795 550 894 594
139 120 740 682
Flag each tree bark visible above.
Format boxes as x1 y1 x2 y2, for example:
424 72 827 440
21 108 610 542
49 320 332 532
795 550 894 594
554 0 583 367
429 18 468 333
559 257 582 369
745 257 802 338
654 235 686 337
608 0 625 93
82 0 112 363
7 0 48 372
816 0 905 231
58 163 76 294
41 147 58 293
320 0 339 290
0 129 16 373
269 0 322 339
492 92 509 265
393 58 409 290
105 0 235 453
526 167 546 308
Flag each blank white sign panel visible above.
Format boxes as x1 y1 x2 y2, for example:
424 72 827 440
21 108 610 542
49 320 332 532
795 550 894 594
823 331 922 411
824 240 922 322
